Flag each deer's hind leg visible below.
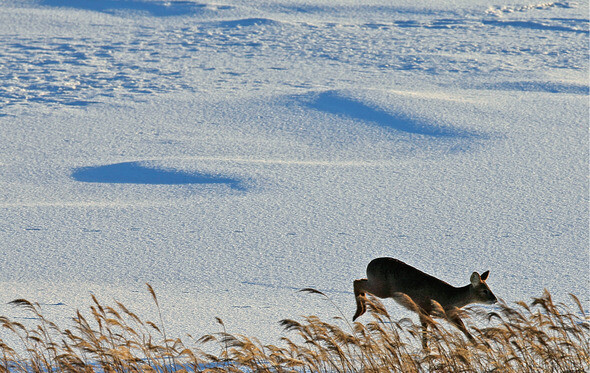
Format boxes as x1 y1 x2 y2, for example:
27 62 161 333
353 279 369 321
420 317 429 349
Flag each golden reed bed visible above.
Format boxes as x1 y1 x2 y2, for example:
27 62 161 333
0 285 587 372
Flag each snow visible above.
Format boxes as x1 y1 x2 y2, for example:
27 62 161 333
0 0 587 348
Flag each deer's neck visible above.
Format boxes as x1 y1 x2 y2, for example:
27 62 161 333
447 284 473 309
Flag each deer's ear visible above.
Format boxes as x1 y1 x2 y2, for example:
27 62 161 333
480 270 490 281
470 272 481 286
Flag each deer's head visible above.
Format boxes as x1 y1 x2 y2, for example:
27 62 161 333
470 271 497 304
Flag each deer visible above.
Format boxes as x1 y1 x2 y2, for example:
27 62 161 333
353 257 497 348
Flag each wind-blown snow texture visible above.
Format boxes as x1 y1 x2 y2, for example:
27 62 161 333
0 0 587 345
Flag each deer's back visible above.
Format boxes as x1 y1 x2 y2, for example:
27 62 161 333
367 257 454 310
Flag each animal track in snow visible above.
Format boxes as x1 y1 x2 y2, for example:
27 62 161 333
0 3 586 108
486 1 576 16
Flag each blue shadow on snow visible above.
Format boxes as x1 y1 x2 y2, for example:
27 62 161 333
482 19 589 35
40 0 216 17
480 81 589 95
215 18 280 28
307 91 470 138
72 162 243 189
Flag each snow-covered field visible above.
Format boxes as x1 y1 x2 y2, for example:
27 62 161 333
0 0 588 347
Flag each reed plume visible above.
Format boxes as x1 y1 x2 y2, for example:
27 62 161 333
0 286 587 372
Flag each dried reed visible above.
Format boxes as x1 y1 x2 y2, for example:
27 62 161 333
0 286 587 372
